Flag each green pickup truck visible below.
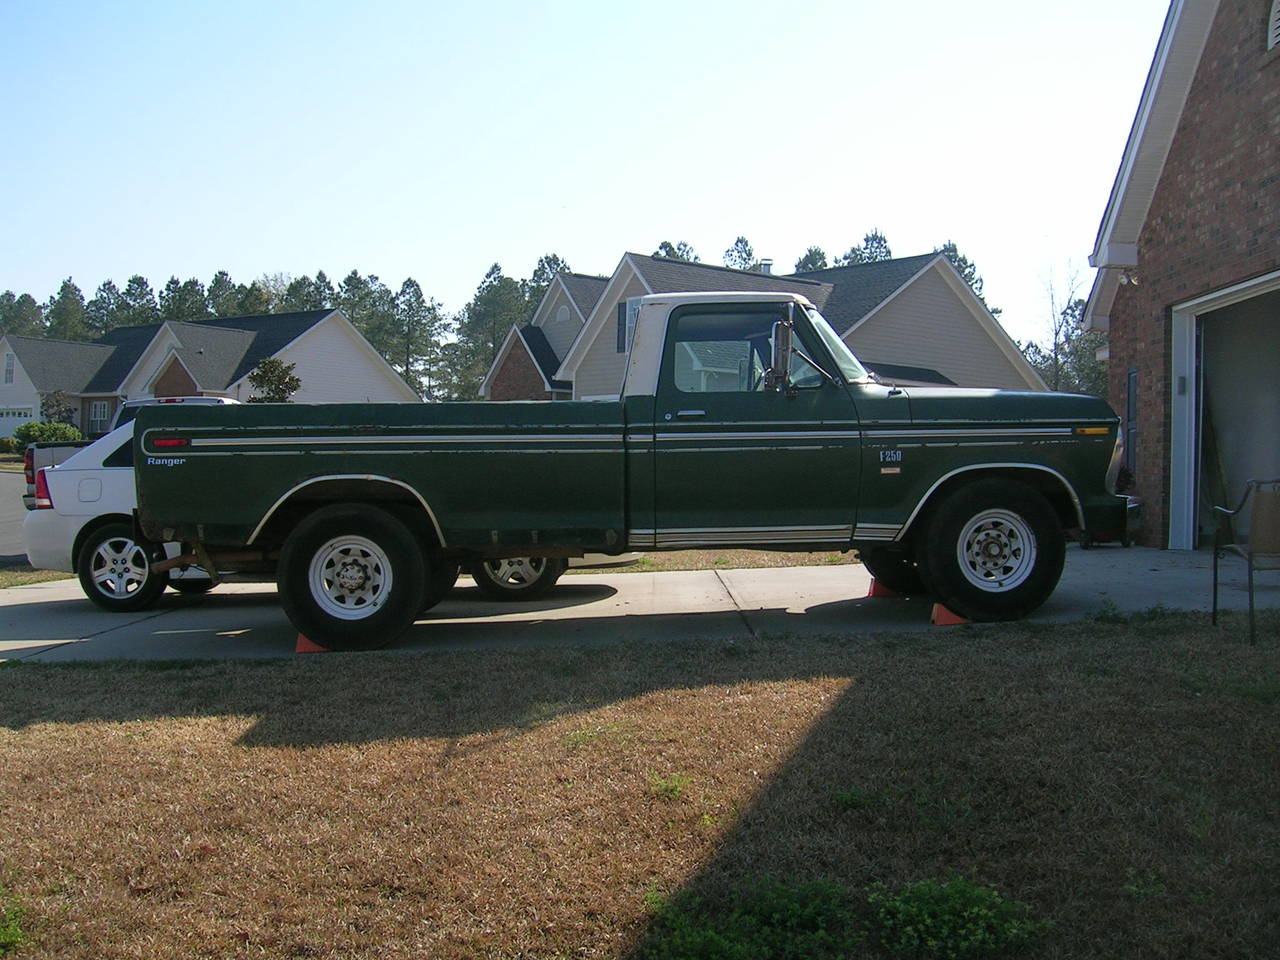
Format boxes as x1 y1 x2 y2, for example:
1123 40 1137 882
135 291 1127 649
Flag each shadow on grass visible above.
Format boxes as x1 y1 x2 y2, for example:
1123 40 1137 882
2 610 1278 957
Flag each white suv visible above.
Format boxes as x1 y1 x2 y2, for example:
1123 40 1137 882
23 422 213 611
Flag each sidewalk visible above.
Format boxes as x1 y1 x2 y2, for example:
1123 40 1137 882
0 546 1271 662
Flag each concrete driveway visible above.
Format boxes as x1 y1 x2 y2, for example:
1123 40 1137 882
1 546 1272 662
0 471 27 566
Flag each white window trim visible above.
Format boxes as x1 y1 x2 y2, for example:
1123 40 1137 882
3 353 13 385
1169 267 1280 549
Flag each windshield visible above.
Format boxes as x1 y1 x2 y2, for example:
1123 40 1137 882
805 307 869 383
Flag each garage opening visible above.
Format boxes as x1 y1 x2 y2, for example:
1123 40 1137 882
1197 288 1280 547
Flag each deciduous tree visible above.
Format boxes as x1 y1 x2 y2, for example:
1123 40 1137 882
247 356 301 402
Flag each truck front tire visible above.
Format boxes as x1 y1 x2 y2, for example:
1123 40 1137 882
278 504 426 650
916 479 1065 621
859 547 928 596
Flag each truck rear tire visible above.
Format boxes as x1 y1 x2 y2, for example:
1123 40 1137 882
470 557 567 601
278 504 426 650
77 522 168 612
420 560 460 613
916 479 1065 621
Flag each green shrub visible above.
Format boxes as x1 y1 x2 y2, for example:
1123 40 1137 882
0 885 26 955
643 878 864 960
866 877 1047 959
0 437 14 455
11 420 82 454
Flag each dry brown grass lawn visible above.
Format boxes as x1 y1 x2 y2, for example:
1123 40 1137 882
0 565 73 589
2 611 1278 959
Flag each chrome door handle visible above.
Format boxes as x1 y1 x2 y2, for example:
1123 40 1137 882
675 409 706 418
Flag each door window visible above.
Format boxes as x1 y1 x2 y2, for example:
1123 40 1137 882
670 309 826 394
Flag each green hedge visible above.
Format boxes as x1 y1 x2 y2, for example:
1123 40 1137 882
11 420 83 454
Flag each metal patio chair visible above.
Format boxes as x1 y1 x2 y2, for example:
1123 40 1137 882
1212 478 1280 644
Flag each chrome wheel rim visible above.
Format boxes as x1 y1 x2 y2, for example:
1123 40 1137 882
309 535 392 620
956 509 1037 592
89 536 152 599
482 557 548 589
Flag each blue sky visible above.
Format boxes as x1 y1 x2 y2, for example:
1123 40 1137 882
1 0 1170 346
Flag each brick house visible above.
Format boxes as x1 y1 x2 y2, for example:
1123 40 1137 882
1085 0 1280 548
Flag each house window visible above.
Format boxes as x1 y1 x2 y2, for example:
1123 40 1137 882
615 300 639 353
88 400 109 435
1270 0 1280 50
3 353 13 384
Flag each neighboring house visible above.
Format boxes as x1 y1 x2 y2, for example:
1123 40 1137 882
0 309 419 438
481 252 1043 402
1084 0 1279 549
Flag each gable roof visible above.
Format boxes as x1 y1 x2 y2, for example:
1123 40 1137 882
790 253 940 335
3 335 116 393
6 309 338 397
1084 0 1221 331
557 273 609 320
634 254 828 300
518 325 571 392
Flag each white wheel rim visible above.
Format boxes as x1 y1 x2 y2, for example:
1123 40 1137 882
308 535 392 620
90 536 151 599
483 557 547 588
956 509 1037 592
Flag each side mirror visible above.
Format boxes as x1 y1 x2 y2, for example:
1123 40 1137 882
764 319 793 392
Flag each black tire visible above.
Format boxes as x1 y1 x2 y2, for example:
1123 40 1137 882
420 560 460 613
470 557 567 601
77 522 168 612
278 504 426 650
169 577 216 595
915 479 1065 621
860 547 929 596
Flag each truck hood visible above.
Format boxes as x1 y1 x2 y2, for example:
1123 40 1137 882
901 387 1117 423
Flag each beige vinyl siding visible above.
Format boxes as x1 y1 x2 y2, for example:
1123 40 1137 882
271 320 417 403
573 275 649 399
536 287 583 359
0 341 40 437
847 266 1032 390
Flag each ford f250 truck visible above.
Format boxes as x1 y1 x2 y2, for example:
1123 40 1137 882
134 292 1127 650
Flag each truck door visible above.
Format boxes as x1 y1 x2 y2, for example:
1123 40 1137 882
646 302 861 547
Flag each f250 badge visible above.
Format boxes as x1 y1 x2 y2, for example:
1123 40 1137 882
879 449 903 475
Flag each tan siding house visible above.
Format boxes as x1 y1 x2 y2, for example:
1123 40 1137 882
846 261 1037 391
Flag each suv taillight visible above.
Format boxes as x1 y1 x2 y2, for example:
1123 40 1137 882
23 448 34 485
33 467 53 509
